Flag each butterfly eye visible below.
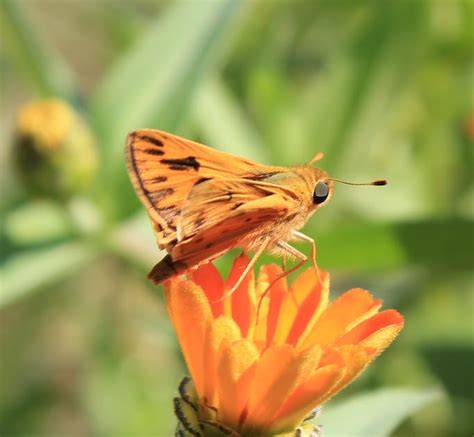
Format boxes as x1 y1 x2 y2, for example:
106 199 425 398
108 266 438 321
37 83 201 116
313 181 329 205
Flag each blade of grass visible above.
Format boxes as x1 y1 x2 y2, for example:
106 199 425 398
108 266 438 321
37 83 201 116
90 0 241 220
192 77 268 162
0 0 78 99
0 242 99 308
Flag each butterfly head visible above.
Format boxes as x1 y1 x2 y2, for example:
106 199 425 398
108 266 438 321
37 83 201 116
309 168 387 210
308 168 334 209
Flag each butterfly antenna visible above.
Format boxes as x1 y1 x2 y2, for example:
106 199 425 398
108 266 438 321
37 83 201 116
329 178 387 186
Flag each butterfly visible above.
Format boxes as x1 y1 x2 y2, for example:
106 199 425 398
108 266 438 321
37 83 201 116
126 129 386 292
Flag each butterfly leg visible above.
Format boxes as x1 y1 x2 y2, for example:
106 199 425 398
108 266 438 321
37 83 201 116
290 230 321 281
255 240 307 325
216 238 270 302
291 230 318 267
277 240 307 261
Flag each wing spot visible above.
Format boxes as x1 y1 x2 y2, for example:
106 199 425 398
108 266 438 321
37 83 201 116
158 206 179 222
194 177 210 186
161 156 200 171
143 148 164 156
195 217 205 228
147 176 168 183
247 172 278 181
152 222 163 232
137 135 164 148
148 188 174 203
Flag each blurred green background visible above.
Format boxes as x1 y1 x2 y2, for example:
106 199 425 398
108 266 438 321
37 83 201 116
1 0 473 436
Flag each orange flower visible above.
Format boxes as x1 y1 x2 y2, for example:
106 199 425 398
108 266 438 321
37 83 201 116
166 255 404 436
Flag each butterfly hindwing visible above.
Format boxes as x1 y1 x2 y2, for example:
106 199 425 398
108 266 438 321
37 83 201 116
148 194 291 284
173 194 291 261
177 177 291 240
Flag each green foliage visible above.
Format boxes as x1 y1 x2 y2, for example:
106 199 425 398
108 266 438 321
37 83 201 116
1 0 472 435
321 388 443 436
0 242 99 307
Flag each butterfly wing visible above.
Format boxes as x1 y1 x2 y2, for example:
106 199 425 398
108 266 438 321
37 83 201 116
126 129 270 248
127 129 306 284
148 194 292 284
176 177 300 240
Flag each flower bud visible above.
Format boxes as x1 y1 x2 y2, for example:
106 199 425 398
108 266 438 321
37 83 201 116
14 98 97 199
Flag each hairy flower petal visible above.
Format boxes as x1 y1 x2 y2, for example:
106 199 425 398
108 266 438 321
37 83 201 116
166 279 212 397
298 288 382 350
225 254 255 337
271 364 343 432
216 339 259 429
191 262 224 317
203 316 242 406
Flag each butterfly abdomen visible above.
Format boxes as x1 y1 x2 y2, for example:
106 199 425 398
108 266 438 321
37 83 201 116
148 255 187 284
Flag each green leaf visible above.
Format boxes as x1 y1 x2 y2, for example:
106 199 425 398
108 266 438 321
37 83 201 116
313 218 473 272
90 0 241 219
0 0 78 99
3 201 75 246
0 242 99 308
321 388 442 437
421 344 474 399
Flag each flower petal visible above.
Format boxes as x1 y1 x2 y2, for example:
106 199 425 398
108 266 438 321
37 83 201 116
298 288 382 350
244 344 322 430
258 264 288 347
317 345 372 404
244 345 299 428
274 268 328 345
252 293 269 349
203 316 242 407
225 254 255 337
335 309 404 350
290 267 327 304
270 364 343 433
216 339 259 430
191 262 224 317
286 270 329 346
165 279 212 399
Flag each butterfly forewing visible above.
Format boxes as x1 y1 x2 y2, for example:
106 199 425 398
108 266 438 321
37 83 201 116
126 129 268 247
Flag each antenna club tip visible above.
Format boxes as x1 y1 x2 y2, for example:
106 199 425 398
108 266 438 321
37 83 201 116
373 179 387 186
